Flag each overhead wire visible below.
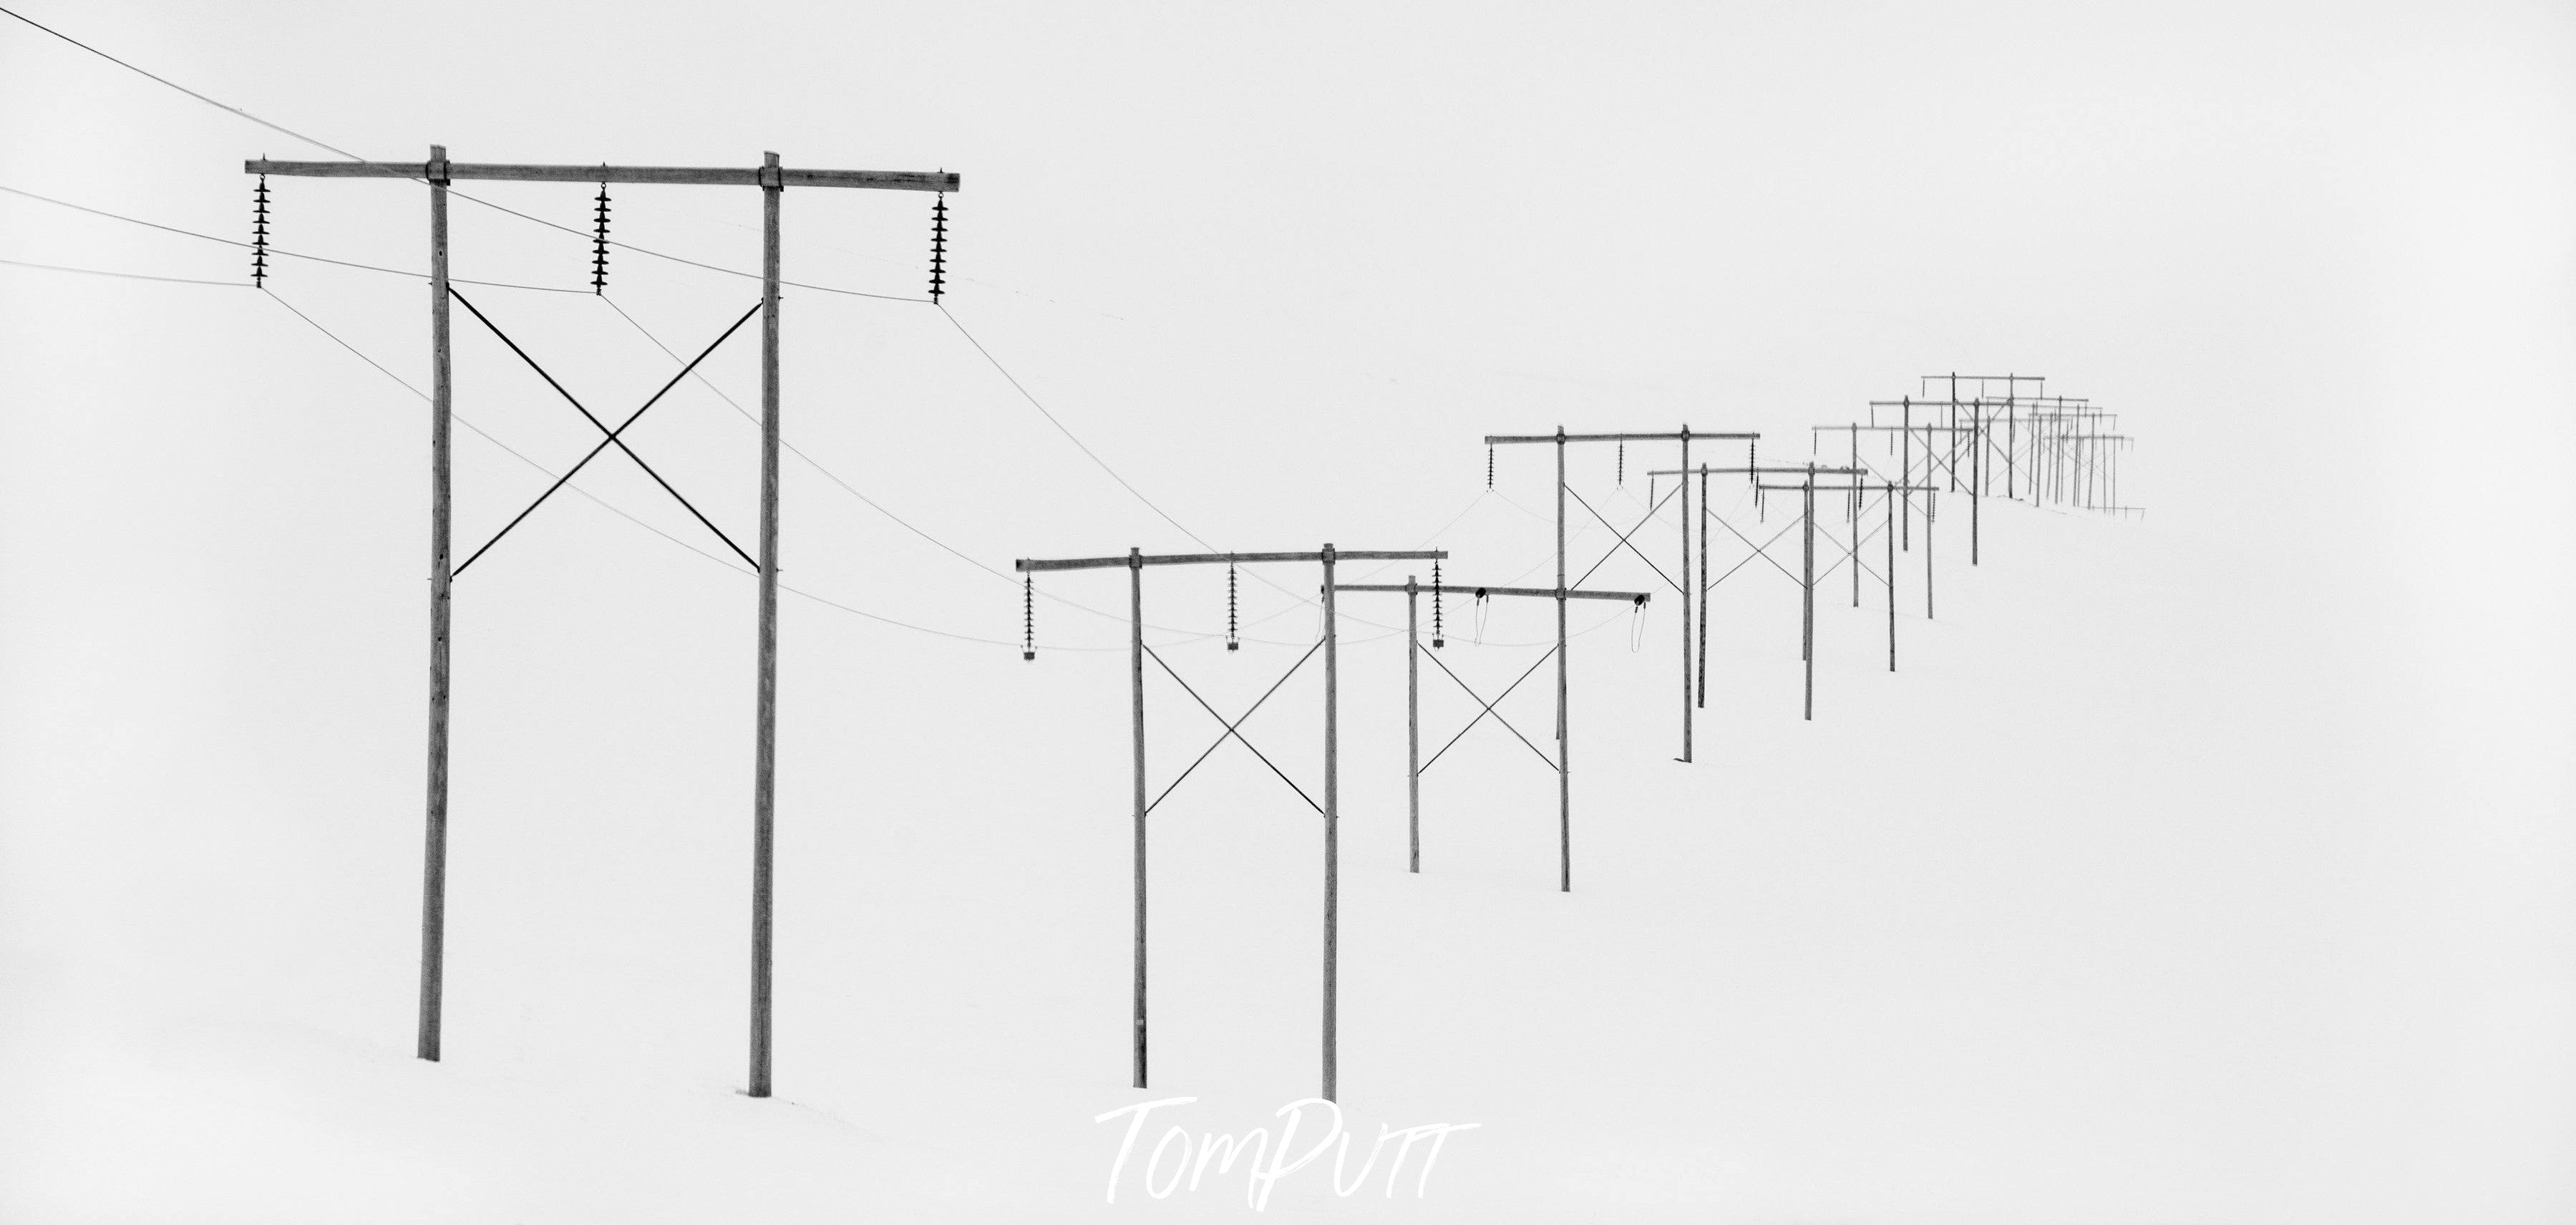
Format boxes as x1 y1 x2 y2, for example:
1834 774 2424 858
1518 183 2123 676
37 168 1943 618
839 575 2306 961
1 256 245 286
1 182 588 293
1 9 1484 645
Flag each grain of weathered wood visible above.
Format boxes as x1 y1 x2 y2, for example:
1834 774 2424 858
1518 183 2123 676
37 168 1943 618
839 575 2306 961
747 152 782 1100
418 145 452 1065
246 159 958 192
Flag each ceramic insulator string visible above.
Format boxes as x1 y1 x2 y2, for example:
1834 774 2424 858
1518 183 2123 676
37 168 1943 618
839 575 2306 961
928 193 948 303
1432 560 1445 647
1486 446 1494 489
1225 563 1239 651
1021 574 1035 660
250 173 269 287
1616 440 1625 486
590 180 611 293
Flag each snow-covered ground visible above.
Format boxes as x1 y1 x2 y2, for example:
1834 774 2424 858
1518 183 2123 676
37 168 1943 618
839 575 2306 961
5 4 2572 1221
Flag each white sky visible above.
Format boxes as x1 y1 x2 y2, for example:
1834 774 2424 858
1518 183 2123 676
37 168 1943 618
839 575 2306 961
3 2 2572 1221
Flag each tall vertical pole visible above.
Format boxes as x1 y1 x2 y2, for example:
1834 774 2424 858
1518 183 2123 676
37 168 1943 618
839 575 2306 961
1885 488 1897 672
748 150 783 1098
1695 465 1709 710
1925 489 1935 619
1900 397 1912 551
1947 404 1959 493
1678 426 1691 762
1850 427 1862 608
1321 545 1340 1101
1970 406 1981 566
1802 465 1814 722
418 144 452 1064
1127 548 1147 1088
1405 576 1419 873
1554 428 1570 894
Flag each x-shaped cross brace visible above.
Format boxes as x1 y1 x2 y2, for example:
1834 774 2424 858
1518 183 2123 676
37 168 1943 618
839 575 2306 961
1568 483 1684 594
1144 642 1323 816
449 290 763 577
1418 644 1558 773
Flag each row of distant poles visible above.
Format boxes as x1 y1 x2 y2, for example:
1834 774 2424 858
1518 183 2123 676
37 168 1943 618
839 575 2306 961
248 149 960 1102
1019 382 2136 1103
251 150 2137 1108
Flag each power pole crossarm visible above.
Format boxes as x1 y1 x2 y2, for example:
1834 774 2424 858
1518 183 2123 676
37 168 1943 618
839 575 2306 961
1018 550 1444 572
1332 583 1646 602
1487 432 1757 444
247 160 960 191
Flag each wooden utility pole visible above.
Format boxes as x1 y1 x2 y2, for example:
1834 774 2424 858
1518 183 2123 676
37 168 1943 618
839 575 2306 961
1331 579 1648 879
249 150 959 1098
749 151 783 1100
1483 428 1756 777
421 146 452 1062
1016 546 1444 1103
1656 465 1928 717
1406 577 1420 873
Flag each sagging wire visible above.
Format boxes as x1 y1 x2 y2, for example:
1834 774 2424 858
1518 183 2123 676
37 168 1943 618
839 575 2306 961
1472 587 1491 646
1628 595 1648 652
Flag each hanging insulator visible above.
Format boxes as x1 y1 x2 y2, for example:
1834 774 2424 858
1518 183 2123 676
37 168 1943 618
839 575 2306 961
1225 563 1239 652
1485 445 1494 490
1648 473 1656 505
1616 440 1625 486
1021 573 1035 661
250 173 270 287
1431 559 1445 648
590 178 611 294
1749 437 1758 488
928 191 948 303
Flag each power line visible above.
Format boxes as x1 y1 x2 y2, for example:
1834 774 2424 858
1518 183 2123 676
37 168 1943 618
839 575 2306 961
933 301 1414 634
0 8 1412 637
1 182 586 293
0 11 927 301
258 285 1126 649
1 256 243 286
936 302 1212 550
0 4 363 160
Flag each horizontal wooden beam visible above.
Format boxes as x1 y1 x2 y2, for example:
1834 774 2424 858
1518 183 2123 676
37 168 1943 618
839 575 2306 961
245 160 959 192
1332 584 1648 603
1645 465 1862 476
1814 424 1978 433
1485 431 1759 445
1756 483 1937 493
1016 548 1447 573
